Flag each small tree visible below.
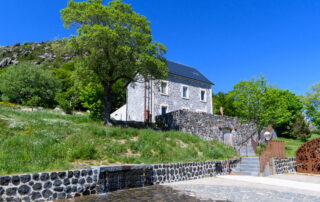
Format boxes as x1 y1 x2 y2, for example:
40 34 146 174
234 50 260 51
303 82 320 129
80 83 104 118
230 75 270 131
0 62 60 107
60 0 167 124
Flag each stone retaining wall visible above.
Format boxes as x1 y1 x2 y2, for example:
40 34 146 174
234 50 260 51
0 159 239 201
273 158 297 174
156 110 257 147
0 168 98 201
152 159 239 184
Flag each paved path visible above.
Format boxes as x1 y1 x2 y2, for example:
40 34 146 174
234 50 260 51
165 174 320 202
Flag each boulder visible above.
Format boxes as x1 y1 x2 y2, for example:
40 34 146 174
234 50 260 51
0 57 12 67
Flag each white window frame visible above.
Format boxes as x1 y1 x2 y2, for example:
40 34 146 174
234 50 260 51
160 104 169 115
160 80 168 95
200 89 207 102
181 85 189 99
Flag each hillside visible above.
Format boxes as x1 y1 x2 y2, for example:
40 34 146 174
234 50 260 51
0 41 70 68
0 103 236 175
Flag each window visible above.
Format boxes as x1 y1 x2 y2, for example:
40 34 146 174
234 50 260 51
200 89 206 102
160 81 168 95
161 105 168 115
181 85 189 98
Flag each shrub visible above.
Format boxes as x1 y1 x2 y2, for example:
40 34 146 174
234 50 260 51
0 102 20 109
0 62 60 107
290 113 311 141
80 82 104 118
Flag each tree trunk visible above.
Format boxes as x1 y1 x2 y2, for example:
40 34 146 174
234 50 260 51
102 83 113 125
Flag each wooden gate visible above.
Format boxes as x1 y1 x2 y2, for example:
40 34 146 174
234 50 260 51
260 140 285 172
296 137 320 174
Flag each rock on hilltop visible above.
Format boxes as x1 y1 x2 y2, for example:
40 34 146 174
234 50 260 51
0 41 72 68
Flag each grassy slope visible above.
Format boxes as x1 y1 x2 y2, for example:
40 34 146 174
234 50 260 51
277 134 320 157
0 105 236 175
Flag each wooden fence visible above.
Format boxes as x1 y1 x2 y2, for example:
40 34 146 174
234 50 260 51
259 140 285 172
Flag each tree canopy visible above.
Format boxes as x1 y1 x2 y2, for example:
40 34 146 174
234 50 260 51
0 62 60 107
230 75 303 136
303 82 320 129
212 92 239 117
60 0 167 123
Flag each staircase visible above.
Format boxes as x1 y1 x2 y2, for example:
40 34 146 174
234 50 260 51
233 157 260 176
239 139 256 157
233 139 261 176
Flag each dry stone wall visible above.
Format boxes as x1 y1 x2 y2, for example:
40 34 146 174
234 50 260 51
151 159 239 184
273 158 297 174
0 168 98 201
0 159 239 201
156 110 257 147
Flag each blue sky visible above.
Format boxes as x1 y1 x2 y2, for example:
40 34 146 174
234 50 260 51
1 0 319 95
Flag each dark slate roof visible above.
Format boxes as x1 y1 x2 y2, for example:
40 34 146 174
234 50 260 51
167 60 214 85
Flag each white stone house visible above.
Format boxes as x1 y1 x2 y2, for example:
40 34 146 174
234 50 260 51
111 60 214 122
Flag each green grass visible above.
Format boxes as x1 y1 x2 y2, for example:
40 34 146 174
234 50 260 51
0 105 236 175
277 134 320 157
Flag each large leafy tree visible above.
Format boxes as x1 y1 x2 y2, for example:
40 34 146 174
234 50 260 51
60 0 167 124
230 75 303 136
303 82 320 129
262 88 303 137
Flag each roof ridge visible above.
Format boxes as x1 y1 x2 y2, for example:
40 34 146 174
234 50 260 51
167 60 197 70
166 60 213 85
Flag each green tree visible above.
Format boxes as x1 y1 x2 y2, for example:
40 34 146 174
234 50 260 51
0 62 60 107
54 61 83 114
60 0 167 124
230 75 270 130
263 88 303 137
303 82 320 129
230 75 303 137
80 83 104 118
212 92 239 116
289 112 311 141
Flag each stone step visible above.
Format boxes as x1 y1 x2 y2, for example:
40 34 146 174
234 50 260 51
238 165 260 169
233 171 260 176
241 158 260 163
237 168 260 172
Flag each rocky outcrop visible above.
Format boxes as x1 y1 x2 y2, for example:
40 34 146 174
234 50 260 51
0 57 12 68
0 41 72 68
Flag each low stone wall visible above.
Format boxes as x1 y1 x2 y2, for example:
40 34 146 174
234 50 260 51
0 168 98 201
152 159 239 184
96 164 153 194
156 110 257 147
273 158 297 174
0 159 239 201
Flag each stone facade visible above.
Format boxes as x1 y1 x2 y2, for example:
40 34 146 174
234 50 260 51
156 110 257 147
273 158 297 174
0 159 239 201
0 168 98 201
126 74 212 122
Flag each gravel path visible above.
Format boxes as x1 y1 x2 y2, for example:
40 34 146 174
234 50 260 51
165 174 320 202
